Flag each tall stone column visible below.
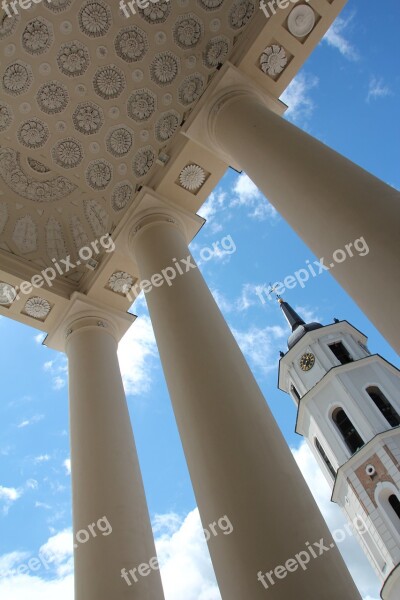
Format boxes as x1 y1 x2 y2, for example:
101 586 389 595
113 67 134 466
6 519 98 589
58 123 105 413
203 87 400 353
65 313 165 600
128 210 361 600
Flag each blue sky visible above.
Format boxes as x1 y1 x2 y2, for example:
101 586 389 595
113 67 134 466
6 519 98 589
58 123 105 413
1 1 399 599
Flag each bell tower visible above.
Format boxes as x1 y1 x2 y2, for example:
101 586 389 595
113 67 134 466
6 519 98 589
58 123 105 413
277 298 400 600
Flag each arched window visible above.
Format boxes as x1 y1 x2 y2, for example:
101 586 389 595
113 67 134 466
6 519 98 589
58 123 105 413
315 438 336 479
366 386 400 428
332 408 364 455
389 494 400 520
328 341 353 365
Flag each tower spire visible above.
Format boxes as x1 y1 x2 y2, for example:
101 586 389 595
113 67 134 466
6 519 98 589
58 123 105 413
269 286 323 349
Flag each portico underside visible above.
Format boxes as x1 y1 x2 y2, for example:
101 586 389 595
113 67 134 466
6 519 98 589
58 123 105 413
0 1 399 599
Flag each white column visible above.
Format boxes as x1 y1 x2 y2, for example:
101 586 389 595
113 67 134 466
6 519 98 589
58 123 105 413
128 211 362 600
206 88 400 353
65 315 165 600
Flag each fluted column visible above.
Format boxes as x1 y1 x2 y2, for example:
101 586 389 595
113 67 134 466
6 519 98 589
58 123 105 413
128 209 361 600
204 87 400 353
65 314 165 600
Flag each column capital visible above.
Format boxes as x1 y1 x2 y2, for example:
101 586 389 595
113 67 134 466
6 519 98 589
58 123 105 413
45 292 136 353
119 187 204 258
182 62 287 167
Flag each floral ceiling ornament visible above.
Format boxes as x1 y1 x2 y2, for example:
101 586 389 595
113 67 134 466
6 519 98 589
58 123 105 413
150 51 180 86
17 118 50 149
260 44 288 77
178 73 205 106
24 297 51 320
85 159 113 191
93 65 125 100
127 88 157 122
138 0 171 24
179 164 207 192
22 17 53 55
155 111 180 143
132 146 155 178
288 4 316 38
229 0 255 29
72 101 104 135
3 61 33 96
173 13 203 49
0 283 17 306
115 26 149 63
111 181 134 212
52 138 84 169
57 40 90 77
78 0 112 38
203 36 229 69
36 81 69 114
108 271 135 295
106 127 133 158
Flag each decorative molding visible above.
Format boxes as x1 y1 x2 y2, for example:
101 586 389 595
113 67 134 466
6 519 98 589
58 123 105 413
178 164 207 192
260 44 288 77
24 296 52 320
288 5 316 38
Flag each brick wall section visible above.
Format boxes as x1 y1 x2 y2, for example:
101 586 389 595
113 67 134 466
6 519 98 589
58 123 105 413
355 454 396 508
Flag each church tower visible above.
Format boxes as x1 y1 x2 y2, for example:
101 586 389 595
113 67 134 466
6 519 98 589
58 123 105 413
277 298 400 600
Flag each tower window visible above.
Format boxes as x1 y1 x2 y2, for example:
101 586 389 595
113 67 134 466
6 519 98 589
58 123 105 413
389 494 400 520
366 386 400 428
329 342 353 365
332 408 364 455
290 384 301 403
315 438 336 479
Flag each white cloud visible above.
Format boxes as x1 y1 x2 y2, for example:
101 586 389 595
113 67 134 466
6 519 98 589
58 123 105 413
367 77 391 103
294 305 321 324
292 441 381 600
34 333 46 344
197 190 226 233
155 509 221 600
0 485 22 514
63 459 71 476
34 455 50 464
231 324 287 373
210 289 233 314
17 415 44 429
43 357 68 391
118 315 158 396
322 16 358 60
281 72 319 122
232 173 277 221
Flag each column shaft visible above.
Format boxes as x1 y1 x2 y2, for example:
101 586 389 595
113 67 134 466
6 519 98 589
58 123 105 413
130 216 361 600
66 318 164 600
211 92 400 352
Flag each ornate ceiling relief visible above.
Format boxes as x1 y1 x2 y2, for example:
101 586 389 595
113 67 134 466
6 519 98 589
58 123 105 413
23 296 52 321
12 214 37 254
46 216 68 260
0 0 255 273
0 148 76 202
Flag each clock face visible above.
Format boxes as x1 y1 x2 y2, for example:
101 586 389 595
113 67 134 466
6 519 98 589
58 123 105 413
299 352 315 371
